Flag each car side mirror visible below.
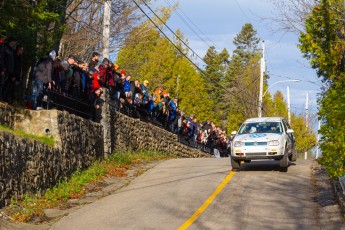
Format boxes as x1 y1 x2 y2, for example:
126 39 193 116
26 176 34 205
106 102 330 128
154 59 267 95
231 131 237 135
286 129 294 134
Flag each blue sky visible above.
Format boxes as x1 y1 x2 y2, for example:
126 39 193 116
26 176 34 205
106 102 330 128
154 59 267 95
151 0 321 120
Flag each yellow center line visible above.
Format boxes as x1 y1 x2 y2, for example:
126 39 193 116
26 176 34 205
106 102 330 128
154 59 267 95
178 171 236 230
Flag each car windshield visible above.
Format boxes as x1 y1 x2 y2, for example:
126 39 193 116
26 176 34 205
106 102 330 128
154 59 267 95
238 122 283 134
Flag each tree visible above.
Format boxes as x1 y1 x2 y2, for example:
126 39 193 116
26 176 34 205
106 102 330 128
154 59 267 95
265 0 318 34
224 23 262 132
59 0 146 61
116 6 215 122
290 114 317 153
203 46 229 121
299 0 345 177
265 91 288 117
232 23 260 63
0 0 68 61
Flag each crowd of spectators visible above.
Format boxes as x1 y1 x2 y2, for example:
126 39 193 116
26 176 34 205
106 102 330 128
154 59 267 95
0 36 233 157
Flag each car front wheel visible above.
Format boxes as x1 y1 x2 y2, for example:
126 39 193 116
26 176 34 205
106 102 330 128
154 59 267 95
279 147 289 168
289 150 297 162
230 156 240 170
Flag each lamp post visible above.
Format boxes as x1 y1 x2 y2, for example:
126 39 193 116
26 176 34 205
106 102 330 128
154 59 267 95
259 79 301 117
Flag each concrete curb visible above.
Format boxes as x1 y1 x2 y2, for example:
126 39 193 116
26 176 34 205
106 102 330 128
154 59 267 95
333 178 345 218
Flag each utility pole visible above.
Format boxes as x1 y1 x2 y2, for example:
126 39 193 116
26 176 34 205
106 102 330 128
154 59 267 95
316 119 321 159
176 75 180 99
287 85 291 124
258 41 265 117
305 92 309 128
102 0 111 59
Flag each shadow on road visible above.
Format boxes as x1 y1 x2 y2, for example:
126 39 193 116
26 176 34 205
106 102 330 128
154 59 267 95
235 161 297 172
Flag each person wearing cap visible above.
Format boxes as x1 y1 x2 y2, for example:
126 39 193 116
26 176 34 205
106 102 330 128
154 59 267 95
89 51 100 70
140 80 149 106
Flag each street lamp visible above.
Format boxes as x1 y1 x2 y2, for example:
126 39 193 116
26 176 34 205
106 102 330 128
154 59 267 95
263 79 301 98
258 79 301 117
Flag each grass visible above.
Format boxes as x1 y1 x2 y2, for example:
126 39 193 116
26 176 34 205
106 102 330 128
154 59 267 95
3 150 173 223
0 125 54 147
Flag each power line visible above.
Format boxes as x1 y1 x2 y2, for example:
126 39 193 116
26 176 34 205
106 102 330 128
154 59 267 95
234 0 251 22
164 0 218 50
134 0 261 107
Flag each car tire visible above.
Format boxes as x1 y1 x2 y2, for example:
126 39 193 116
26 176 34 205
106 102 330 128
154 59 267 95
289 150 297 162
279 148 289 168
230 156 240 169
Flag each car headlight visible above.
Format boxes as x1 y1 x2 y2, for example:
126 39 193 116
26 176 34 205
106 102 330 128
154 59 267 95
268 140 279 146
234 141 243 147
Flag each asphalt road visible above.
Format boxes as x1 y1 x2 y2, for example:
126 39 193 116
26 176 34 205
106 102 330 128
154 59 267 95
49 158 327 230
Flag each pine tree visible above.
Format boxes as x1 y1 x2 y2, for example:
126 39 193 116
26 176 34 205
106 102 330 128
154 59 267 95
223 23 262 130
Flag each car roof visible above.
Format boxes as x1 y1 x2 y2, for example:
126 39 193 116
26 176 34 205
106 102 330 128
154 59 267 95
244 117 285 123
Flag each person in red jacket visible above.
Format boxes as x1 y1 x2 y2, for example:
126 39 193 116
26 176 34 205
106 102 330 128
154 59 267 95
98 58 109 86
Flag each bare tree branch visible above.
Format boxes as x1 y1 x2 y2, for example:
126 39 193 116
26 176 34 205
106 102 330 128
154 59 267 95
261 0 319 34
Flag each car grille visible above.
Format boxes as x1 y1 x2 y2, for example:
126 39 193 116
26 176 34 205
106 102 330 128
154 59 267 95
245 142 267 146
245 152 267 156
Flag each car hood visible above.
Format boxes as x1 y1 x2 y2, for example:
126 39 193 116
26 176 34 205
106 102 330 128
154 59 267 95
234 133 283 142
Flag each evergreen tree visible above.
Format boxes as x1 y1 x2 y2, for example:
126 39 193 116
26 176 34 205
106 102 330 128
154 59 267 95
0 0 67 61
223 23 262 130
203 46 230 121
299 0 345 177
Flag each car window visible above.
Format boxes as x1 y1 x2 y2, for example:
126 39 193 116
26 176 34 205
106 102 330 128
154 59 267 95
282 120 289 132
238 122 283 134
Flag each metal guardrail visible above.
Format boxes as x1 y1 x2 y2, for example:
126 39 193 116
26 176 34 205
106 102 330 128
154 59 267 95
46 90 93 119
43 91 228 156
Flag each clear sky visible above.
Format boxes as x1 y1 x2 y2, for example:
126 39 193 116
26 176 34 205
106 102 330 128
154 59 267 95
151 0 321 122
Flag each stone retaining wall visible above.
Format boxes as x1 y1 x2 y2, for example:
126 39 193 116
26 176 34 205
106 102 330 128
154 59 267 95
0 107 104 208
0 103 15 128
0 100 209 208
113 112 209 158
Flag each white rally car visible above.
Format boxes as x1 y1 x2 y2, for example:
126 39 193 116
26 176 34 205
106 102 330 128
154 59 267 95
230 117 296 170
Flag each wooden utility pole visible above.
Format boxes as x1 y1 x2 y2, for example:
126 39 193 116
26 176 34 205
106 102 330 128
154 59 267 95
258 41 265 117
102 0 111 59
305 92 309 128
287 85 291 124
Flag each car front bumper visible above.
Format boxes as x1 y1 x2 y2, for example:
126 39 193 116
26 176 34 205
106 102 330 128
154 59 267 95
231 145 285 160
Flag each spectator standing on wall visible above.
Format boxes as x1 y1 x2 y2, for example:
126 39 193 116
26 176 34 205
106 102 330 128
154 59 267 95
63 54 77 94
177 110 185 134
153 87 163 106
123 74 131 96
52 58 65 92
1 37 16 101
98 58 110 87
88 51 100 70
9 45 24 102
89 87 104 122
141 80 149 107
168 97 178 132
31 50 56 110
190 117 199 141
